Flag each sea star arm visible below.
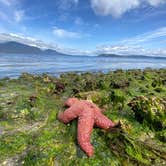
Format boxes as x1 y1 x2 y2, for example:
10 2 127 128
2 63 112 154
77 111 95 157
94 110 115 129
58 106 80 124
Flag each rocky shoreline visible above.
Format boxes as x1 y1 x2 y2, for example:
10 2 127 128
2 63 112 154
0 68 166 165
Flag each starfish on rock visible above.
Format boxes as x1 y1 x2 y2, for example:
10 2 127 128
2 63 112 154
58 98 117 157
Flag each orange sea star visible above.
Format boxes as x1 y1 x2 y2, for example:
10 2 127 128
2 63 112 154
58 98 116 157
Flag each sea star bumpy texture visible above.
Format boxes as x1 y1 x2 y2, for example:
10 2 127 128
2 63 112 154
58 98 116 157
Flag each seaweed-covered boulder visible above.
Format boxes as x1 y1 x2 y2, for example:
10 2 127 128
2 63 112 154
77 90 126 108
128 96 166 130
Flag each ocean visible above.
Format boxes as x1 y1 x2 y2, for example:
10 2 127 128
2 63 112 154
0 54 166 78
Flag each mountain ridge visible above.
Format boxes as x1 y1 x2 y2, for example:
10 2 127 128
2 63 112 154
98 53 166 59
0 41 67 55
0 41 165 58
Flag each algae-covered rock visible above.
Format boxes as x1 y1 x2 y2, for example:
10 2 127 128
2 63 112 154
77 91 109 106
77 90 126 109
106 120 166 166
128 96 166 130
110 79 130 89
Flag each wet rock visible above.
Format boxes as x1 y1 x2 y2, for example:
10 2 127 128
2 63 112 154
72 88 80 95
54 81 65 94
29 95 38 107
6 101 14 105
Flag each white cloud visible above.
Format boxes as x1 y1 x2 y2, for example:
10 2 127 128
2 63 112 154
91 0 140 17
53 27 81 38
96 45 143 55
121 27 166 45
0 0 24 24
0 33 59 50
96 44 166 56
96 27 166 56
90 0 166 17
1 26 166 56
14 10 24 22
0 32 92 55
74 17 84 25
147 0 166 6
58 0 79 10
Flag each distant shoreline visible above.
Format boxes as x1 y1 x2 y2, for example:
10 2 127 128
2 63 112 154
0 68 166 80
98 54 166 59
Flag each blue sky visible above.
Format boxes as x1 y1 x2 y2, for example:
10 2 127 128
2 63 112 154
0 0 166 56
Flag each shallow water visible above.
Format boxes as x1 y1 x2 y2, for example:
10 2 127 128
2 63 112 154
0 53 166 78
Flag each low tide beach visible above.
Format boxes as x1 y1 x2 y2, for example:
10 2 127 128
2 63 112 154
0 68 165 165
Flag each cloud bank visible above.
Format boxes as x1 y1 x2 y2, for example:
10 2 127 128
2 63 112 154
0 26 166 56
0 33 86 55
91 0 166 17
96 26 166 56
0 33 59 50
53 27 81 38
121 27 166 45
96 44 166 57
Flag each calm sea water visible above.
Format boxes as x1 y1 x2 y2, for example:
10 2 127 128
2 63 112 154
0 54 166 78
